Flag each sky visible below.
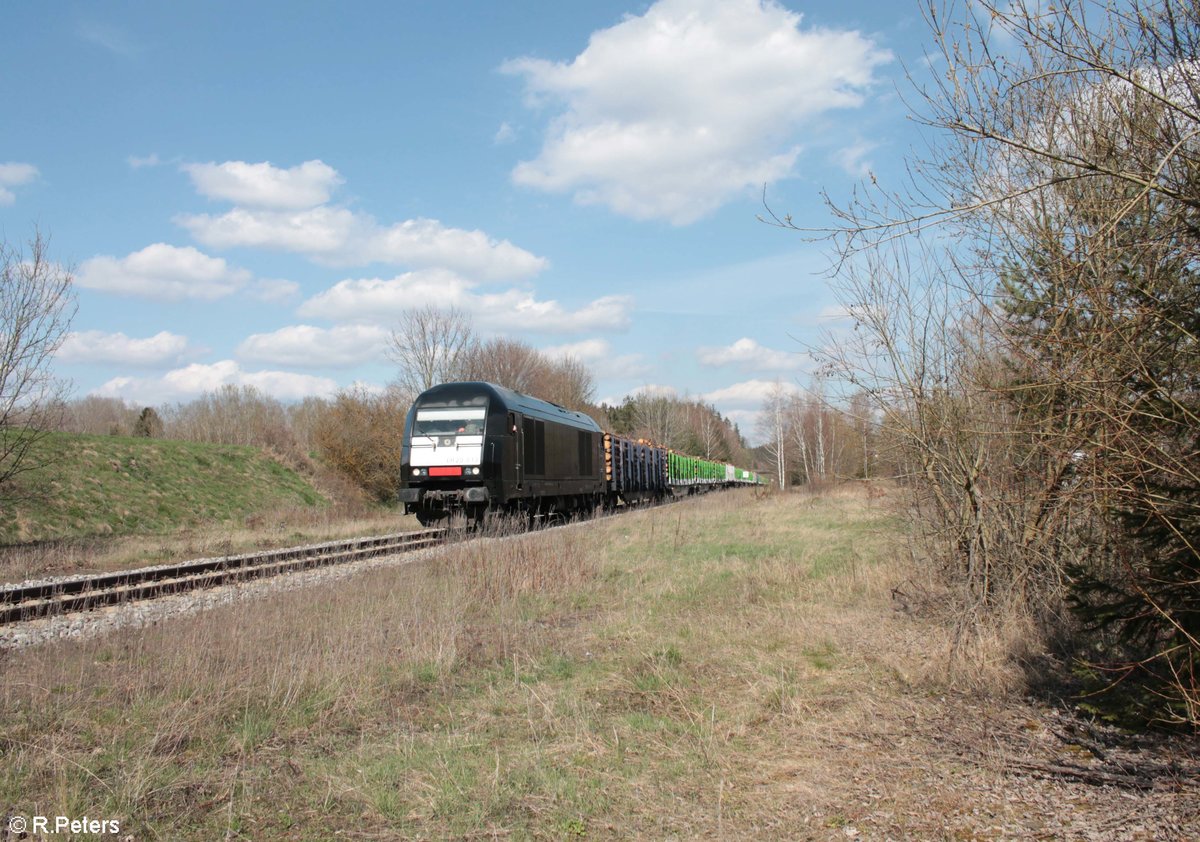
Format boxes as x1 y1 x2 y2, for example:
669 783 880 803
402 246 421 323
2 0 935 439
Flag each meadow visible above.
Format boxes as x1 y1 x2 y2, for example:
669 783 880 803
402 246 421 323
1 487 1194 839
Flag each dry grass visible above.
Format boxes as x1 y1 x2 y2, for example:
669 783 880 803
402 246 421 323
1 487 1195 839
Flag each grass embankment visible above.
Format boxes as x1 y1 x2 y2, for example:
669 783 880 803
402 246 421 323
1 432 325 544
0 432 416 584
2 488 1194 838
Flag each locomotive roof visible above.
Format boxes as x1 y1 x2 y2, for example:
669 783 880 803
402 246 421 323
414 381 603 433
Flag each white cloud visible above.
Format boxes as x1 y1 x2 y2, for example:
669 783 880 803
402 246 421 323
541 338 649 378
832 139 878 179
127 153 162 169
697 337 808 371
702 378 798 407
94 361 338 404
178 206 546 280
494 122 516 144
183 159 343 209
297 269 472 318
599 383 684 405
541 338 611 359
175 159 547 280
237 324 390 367
634 384 679 398
479 290 631 334
58 330 191 367
77 243 251 300
297 269 633 334
502 0 891 223
0 162 38 205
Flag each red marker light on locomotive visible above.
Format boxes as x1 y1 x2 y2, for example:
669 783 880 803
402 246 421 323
429 466 463 477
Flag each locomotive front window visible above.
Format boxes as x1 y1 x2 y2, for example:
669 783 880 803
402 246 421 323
413 407 487 437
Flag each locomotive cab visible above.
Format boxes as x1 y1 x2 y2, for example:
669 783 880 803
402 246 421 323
399 383 504 526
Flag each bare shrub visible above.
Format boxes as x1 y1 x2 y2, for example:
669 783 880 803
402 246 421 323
0 232 75 495
59 396 140 436
162 384 298 454
312 385 408 502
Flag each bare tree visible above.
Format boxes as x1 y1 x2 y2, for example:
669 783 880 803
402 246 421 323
693 402 726 460
847 391 874 479
60 395 139 436
532 354 595 412
455 338 596 412
632 393 680 448
457 336 541 392
0 232 75 494
757 382 789 490
163 384 298 455
387 305 474 394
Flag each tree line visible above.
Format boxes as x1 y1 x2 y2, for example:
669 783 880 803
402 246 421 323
757 383 878 489
36 304 752 506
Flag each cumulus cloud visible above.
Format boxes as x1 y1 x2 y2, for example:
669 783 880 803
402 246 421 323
182 159 343 209
178 205 546 280
127 153 162 169
77 243 252 300
502 0 891 223
541 338 650 378
0 162 39 205
58 330 191 367
175 160 546 280
697 337 808 371
237 324 390 367
94 361 338 404
297 269 632 334
702 378 798 407
494 122 516 144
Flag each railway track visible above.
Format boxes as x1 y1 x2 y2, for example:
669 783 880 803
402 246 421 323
1 487 740 630
0 529 445 625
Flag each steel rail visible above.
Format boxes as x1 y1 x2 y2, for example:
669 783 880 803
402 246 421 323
0 529 445 625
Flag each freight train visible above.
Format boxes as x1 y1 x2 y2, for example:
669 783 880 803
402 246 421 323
397 381 761 526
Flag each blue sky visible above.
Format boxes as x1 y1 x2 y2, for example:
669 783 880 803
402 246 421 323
2 0 933 436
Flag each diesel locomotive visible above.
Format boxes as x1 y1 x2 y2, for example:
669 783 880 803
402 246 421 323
397 381 760 526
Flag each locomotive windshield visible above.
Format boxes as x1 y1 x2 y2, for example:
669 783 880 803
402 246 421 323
413 407 486 437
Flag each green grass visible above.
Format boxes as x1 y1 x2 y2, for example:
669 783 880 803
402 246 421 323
0 431 327 544
0 488 921 839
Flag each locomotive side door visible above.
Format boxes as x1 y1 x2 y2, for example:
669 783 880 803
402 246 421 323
509 412 523 491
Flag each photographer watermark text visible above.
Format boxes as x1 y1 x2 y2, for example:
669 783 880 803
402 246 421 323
8 815 121 835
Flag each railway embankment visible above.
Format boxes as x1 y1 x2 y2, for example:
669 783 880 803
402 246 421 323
0 432 411 585
1 486 1196 838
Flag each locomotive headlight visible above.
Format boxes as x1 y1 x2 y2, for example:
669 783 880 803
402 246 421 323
471 467 481 475
412 468 421 476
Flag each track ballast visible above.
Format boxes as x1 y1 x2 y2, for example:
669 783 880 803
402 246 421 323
0 529 445 625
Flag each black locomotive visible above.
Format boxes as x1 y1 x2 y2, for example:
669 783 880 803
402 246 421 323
398 381 605 526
